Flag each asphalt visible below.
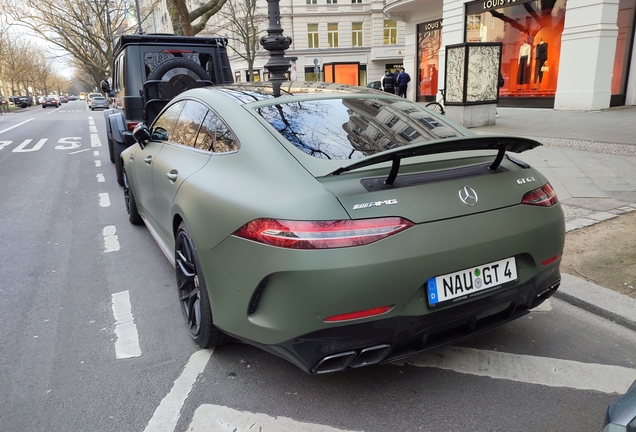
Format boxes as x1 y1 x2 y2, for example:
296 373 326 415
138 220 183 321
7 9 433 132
473 105 636 331
4 104 636 330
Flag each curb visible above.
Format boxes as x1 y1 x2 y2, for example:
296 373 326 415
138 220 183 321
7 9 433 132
555 274 636 331
565 203 636 232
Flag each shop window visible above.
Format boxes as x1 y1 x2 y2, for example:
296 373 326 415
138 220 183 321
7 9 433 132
304 66 322 82
465 0 566 100
328 23 339 48
308 24 319 48
323 63 359 85
384 20 397 45
417 20 442 100
611 0 636 96
352 22 363 47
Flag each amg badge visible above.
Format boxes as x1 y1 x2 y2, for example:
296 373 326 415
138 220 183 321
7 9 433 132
353 199 397 210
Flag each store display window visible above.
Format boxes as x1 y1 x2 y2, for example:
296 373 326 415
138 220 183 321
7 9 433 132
465 0 566 102
417 19 442 101
611 0 636 104
323 63 360 85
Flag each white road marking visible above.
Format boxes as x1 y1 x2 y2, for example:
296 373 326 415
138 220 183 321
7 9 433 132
99 193 110 207
55 137 81 150
111 291 142 359
97 173 105 182
188 405 361 432
68 149 90 154
93 151 99 156
103 225 120 252
0 141 12 150
90 133 101 147
89 125 97 133
95 160 101 167
88 116 93 120
399 346 636 394
13 138 47 153
89 119 95 126
45 108 58 115
144 350 212 432
0 118 34 135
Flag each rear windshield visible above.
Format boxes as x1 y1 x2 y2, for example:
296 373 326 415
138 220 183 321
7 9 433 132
256 98 464 160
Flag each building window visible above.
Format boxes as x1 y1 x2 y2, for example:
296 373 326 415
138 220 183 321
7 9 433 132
306 0 317 4
352 22 363 46
328 23 339 48
327 0 337 3
308 24 319 48
466 15 481 31
352 0 362 3
384 20 397 45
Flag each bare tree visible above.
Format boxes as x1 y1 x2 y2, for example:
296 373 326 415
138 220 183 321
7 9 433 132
166 0 228 36
211 0 266 81
1 0 156 89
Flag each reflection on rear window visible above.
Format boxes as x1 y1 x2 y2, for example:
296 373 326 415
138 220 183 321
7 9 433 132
256 98 463 160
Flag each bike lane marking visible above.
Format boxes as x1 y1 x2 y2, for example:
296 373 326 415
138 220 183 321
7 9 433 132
111 290 142 359
0 118 34 135
144 350 213 432
397 345 636 394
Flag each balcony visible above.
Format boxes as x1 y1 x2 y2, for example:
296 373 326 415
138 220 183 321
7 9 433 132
383 0 440 19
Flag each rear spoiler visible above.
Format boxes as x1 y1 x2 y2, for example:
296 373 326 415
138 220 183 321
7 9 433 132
328 135 541 185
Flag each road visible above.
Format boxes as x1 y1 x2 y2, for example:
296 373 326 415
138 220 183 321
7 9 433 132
0 101 635 432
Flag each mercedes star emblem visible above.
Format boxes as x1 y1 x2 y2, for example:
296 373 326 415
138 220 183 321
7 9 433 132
459 186 478 206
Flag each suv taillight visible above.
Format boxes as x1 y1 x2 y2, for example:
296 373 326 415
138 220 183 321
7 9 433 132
232 218 414 249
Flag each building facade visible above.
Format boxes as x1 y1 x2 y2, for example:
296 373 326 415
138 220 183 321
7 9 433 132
385 0 636 110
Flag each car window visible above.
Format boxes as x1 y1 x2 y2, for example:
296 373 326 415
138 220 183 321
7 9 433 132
256 98 463 160
151 100 186 142
194 110 239 153
170 101 208 148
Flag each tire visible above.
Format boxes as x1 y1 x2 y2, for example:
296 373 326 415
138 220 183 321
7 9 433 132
115 155 124 187
175 222 230 348
146 58 210 100
122 168 142 225
425 102 445 115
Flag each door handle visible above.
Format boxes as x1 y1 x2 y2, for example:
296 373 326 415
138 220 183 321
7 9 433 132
128 154 135 163
144 155 152 164
166 170 178 182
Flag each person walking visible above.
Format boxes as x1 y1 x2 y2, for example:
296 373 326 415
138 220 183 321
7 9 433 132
396 67 411 98
381 69 396 94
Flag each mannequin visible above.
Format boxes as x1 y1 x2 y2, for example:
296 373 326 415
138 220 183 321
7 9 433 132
517 41 531 86
534 39 549 85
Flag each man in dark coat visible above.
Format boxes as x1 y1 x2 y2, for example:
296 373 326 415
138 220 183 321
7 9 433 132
396 68 411 98
380 70 396 94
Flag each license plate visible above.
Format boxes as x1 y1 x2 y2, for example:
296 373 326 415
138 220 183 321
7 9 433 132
427 257 517 307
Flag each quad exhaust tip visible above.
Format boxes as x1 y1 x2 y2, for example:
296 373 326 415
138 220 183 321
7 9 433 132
312 344 392 374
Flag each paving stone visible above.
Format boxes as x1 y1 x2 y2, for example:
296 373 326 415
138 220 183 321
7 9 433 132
568 218 600 229
586 212 618 222
618 206 636 213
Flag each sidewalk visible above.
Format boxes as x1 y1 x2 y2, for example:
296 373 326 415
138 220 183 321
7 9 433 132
472 106 636 330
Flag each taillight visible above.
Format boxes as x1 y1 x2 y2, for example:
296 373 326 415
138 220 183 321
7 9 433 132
232 217 414 249
324 305 394 322
127 121 140 131
162 49 194 53
522 183 558 207
542 253 562 266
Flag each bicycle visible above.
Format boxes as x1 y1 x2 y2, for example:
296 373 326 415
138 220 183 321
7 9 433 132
425 89 445 115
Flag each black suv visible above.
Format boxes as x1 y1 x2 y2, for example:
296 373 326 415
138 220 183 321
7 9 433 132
104 34 234 185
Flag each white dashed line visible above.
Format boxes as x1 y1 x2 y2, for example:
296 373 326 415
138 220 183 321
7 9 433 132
97 173 105 182
103 225 120 252
99 193 111 207
89 125 97 133
68 149 90 154
144 350 212 432
93 151 99 156
95 160 101 167
399 346 636 394
111 291 142 359
91 134 102 147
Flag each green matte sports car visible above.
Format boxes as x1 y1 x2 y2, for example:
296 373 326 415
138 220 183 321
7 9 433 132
122 82 565 374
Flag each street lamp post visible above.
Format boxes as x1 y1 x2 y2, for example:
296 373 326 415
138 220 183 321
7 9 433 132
260 0 292 96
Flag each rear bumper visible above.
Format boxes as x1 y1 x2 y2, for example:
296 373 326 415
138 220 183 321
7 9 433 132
240 269 561 374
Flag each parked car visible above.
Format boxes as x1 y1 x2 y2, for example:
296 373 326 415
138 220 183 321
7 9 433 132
104 33 234 186
60 96 69 103
86 92 101 107
90 96 109 110
366 80 382 90
17 96 32 108
122 81 565 374
41 97 59 108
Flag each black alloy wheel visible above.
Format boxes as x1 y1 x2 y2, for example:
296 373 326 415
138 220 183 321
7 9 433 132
122 168 142 225
175 222 228 348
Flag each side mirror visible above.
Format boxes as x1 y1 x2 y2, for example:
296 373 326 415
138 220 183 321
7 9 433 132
132 123 151 149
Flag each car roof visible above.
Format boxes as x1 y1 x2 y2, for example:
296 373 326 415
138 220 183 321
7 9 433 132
204 81 390 106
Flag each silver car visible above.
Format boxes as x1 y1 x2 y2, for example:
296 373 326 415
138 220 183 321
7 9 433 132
90 96 109 110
